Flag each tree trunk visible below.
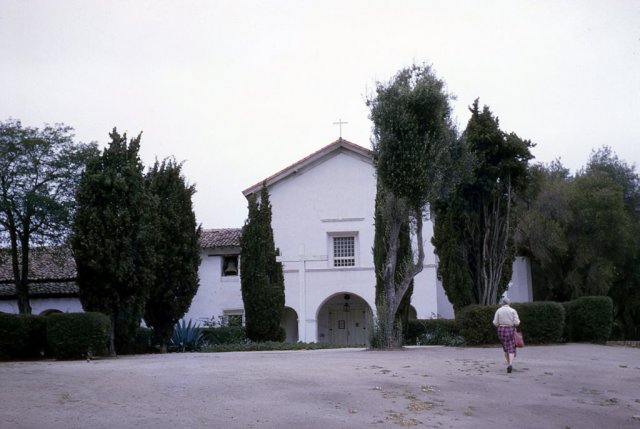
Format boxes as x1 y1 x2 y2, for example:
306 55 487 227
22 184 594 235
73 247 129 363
380 197 426 348
108 310 117 357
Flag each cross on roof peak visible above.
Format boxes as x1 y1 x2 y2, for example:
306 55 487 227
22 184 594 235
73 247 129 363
332 118 348 139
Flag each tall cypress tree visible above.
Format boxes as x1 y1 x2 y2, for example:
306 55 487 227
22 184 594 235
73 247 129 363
144 158 201 353
240 183 285 342
432 100 532 310
71 129 155 356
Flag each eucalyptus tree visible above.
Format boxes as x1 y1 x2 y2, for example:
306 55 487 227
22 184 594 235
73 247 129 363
0 119 97 313
367 64 459 347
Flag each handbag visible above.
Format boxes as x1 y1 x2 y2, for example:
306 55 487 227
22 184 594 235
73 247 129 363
514 329 524 348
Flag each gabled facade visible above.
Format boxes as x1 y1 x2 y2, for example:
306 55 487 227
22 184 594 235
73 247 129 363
186 139 446 345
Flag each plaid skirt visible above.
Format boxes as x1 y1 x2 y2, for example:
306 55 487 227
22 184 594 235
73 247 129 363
497 325 517 354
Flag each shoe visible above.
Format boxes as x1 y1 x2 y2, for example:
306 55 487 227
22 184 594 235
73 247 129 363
507 365 512 373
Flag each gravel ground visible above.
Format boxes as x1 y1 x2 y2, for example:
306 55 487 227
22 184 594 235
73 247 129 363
1 344 639 429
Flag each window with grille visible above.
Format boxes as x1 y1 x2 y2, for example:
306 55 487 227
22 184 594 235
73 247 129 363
333 236 355 267
223 310 244 327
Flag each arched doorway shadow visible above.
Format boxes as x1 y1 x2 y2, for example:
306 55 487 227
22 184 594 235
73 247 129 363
281 307 299 343
317 293 372 346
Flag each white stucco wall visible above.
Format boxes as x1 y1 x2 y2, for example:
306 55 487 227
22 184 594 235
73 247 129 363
183 250 242 325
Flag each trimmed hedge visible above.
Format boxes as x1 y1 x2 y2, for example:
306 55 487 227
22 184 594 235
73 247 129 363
458 302 566 346
202 325 248 345
46 312 111 359
0 313 47 360
457 305 499 345
511 302 565 344
405 319 462 346
563 296 613 343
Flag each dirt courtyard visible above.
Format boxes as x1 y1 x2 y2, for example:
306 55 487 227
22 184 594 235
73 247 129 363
1 344 639 429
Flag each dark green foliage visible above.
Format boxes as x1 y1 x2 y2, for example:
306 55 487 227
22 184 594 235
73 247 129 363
46 312 110 359
202 325 248 345
433 100 533 310
0 313 47 360
240 184 285 342
169 319 205 352
0 119 98 313
405 319 463 346
458 302 566 345
72 129 155 355
367 64 459 348
202 341 345 353
457 305 499 345
431 207 475 313
514 161 573 301
516 149 640 339
563 296 613 343
130 327 156 354
368 64 458 207
144 159 201 352
511 302 565 344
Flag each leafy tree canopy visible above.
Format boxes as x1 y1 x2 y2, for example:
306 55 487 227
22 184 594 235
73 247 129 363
0 118 97 313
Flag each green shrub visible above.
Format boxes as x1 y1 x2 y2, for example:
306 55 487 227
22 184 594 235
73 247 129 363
457 305 499 345
563 296 613 343
46 312 110 359
405 319 463 346
511 302 565 344
202 325 248 345
201 341 344 353
0 313 47 360
129 327 156 354
458 302 568 346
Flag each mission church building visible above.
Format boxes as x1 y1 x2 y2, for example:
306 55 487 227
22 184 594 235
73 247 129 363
1 139 532 345
184 138 532 345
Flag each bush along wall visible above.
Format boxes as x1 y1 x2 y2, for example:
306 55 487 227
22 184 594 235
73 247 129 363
46 312 111 359
405 319 463 346
563 296 613 343
511 302 565 344
458 302 566 346
0 313 47 360
457 305 500 345
202 325 248 345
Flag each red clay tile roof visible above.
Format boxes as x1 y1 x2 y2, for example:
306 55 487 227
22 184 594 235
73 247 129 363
0 247 79 299
0 230 241 298
0 247 76 281
0 281 79 299
200 228 241 248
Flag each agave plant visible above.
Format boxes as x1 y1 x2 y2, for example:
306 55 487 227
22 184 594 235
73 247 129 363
170 319 205 352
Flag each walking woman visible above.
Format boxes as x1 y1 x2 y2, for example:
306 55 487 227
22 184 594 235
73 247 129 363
493 297 520 373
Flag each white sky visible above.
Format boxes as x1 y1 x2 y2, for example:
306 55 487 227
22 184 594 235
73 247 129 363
2 0 639 228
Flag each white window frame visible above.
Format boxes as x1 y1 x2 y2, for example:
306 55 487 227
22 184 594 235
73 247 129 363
329 233 358 268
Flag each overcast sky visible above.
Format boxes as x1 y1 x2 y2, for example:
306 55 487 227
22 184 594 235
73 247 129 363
2 1 639 228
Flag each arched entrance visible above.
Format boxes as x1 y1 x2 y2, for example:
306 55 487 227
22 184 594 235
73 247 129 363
317 293 372 346
281 307 299 343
